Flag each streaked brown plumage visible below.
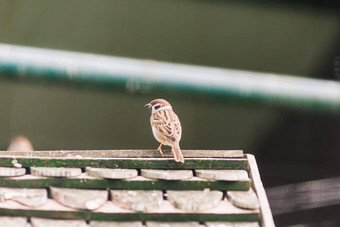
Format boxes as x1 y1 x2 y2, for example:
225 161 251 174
144 99 184 163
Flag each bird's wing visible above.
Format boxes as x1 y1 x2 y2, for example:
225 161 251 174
151 109 181 141
172 112 182 138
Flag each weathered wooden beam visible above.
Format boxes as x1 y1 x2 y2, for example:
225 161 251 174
0 158 248 170
0 200 260 222
0 150 244 158
0 176 251 191
0 209 260 222
247 154 275 227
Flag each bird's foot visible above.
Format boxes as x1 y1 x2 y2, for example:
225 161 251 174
157 144 164 157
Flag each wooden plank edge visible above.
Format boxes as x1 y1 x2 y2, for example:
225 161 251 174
0 150 244 158
0 178 251 191
246 154 275 227
0 208 260 222
0 158 249 169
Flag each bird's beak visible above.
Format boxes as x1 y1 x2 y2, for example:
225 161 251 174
144 103 152 108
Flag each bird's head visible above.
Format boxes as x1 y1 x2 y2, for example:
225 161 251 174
144 99 172 113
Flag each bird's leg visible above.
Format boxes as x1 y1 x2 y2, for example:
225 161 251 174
157 144 164 157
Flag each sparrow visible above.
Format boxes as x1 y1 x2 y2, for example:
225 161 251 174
144 99 184 163
7 136 34 152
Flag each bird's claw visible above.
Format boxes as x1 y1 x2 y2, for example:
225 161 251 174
157 147 164 157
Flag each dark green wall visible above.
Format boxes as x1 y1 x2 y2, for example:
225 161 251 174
0 78 280 151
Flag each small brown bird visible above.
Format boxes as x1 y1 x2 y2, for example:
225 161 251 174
144 99 184 163
7 136 34 152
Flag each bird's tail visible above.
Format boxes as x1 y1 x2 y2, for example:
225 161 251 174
172 144 184 163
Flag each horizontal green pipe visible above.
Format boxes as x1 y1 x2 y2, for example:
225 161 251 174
0 43 340 111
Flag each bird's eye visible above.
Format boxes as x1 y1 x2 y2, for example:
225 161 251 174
154 104 161 110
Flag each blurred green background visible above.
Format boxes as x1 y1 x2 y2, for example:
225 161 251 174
0 1 340 224
0 0 339 168
0 0 340 206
